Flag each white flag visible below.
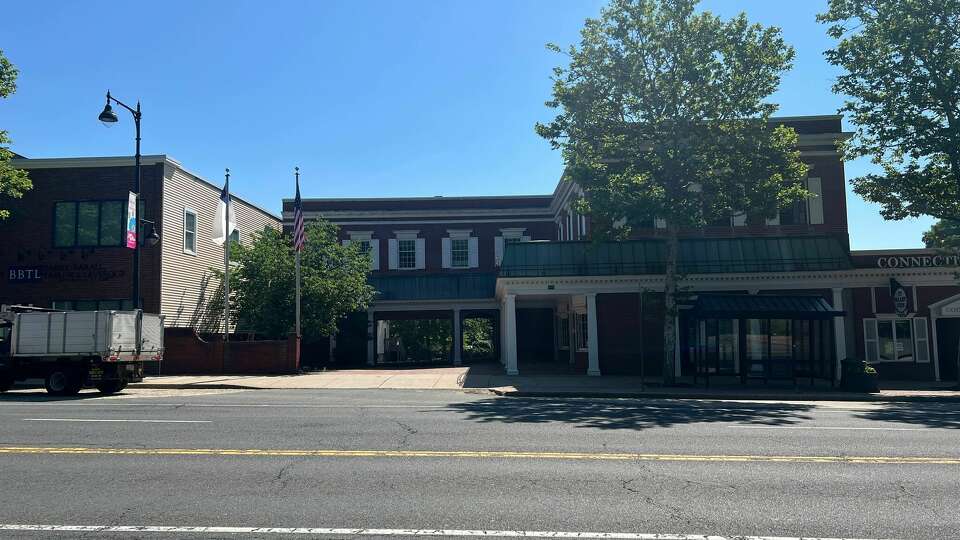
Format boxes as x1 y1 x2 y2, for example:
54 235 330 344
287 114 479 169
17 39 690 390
212 180 236 246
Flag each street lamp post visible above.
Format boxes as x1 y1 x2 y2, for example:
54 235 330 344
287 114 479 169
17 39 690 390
98 91 143 310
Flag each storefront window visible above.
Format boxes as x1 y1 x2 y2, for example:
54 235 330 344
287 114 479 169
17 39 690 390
770 319 792 359
864 318 929 363
745 319 768 377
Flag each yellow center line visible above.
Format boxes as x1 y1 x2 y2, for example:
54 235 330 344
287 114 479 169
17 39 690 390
0 446 957 464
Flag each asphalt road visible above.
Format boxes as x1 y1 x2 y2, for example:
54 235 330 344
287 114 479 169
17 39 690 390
0 387 957 540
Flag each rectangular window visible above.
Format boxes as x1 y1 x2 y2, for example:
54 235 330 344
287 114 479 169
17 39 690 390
779 198 808 226
54 202 77 247
451 238 469 268
865 318 921 363
53 200 125 248
398 239 416 269
574 312 588 351
557 314 570 349
53 299 133 311
99 201 123 246
77 202 100 246
183 209 197 254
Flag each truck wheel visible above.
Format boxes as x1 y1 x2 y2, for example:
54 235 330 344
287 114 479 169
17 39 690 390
0 372 13 393
95 381 127 395
45 370 82 396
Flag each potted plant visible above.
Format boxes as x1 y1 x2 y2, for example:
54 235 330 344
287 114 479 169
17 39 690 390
840 358 880 393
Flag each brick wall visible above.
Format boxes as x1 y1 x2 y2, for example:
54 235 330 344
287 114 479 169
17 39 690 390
161 327 300 375
0 163 165 312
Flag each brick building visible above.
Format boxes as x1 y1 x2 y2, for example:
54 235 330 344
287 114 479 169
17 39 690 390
285 115 960 383
0 155 280 329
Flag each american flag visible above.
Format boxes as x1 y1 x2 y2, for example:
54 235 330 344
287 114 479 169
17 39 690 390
293 168 305 252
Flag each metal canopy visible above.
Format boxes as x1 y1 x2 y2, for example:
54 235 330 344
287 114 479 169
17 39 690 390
499 236 851 278
370 273 497 301
689 294 844 320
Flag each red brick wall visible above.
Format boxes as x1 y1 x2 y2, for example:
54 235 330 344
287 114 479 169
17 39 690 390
0 163 165 312
161 328 300 375
335 220 557 275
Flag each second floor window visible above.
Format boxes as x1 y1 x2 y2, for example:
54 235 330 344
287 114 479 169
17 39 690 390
398 239 416 269
54 200 124 248
183 209 197 254
451 238 469 268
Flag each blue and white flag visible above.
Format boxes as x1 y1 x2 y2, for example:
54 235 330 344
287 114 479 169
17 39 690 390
212 175 236 246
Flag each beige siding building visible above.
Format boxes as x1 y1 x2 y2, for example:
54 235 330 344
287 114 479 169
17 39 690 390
159 160 280 328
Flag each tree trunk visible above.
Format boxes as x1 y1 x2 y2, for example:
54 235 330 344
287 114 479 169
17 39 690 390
662 226 680 386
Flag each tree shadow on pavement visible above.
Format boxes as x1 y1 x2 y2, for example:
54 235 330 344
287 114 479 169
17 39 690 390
445 397 816 431
855 401 960 429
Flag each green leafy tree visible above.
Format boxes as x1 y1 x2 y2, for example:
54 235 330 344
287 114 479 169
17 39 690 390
536 0 807 383
0 50 32 220
923 220 960 250
819 0 960 221
225 221 375 340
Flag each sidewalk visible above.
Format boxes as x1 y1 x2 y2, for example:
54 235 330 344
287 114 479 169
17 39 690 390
134 364 960 402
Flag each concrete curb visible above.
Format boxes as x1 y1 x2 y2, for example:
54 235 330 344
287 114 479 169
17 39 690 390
131 383 263 390
488 388 960 402
129 382 960 402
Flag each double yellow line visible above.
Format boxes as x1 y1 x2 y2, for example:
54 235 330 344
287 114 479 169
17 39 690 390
1 446 958 464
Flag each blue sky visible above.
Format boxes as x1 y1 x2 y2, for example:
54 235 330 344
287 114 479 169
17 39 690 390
1 0 934 249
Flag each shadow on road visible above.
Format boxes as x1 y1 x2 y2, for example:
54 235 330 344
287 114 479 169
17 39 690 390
855 402 960 429
445 397 816 431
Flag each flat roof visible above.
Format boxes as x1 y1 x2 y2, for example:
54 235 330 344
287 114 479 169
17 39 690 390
10 154 280 221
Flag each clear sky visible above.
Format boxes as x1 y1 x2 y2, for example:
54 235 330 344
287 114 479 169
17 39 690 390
1 0 935 249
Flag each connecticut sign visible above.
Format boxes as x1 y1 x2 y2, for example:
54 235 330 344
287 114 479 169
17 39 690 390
876 254 960 268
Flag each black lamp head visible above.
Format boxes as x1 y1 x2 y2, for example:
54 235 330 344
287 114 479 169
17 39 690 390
146 225 160 246
98 102 118 123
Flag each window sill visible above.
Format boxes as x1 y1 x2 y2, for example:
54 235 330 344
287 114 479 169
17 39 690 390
183 249 197 256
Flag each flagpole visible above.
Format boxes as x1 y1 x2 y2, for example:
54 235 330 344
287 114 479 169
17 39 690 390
295 167 302 340
224 168 231 348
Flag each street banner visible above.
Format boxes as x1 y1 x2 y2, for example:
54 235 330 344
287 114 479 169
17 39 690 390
126 191 137 249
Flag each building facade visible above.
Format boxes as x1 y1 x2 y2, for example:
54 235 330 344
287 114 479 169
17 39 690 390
285 115 960 383
0 156 280 329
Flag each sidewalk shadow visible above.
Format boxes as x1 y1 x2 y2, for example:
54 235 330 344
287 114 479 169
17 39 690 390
855 402 960 429
445 397 815 431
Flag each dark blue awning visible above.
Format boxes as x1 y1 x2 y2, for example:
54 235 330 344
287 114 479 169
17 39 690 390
689 294 843 320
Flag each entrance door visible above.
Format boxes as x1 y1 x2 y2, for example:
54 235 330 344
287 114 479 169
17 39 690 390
516 308 555 365
936 318 960 382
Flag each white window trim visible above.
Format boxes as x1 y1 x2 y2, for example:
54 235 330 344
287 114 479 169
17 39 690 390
863 317 929 363
183 208 198 256
347 230 374 241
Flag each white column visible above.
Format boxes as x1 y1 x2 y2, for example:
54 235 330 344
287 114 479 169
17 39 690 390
503 294 518 375
366 308 375 366
586 293 601 376
832 287 846 383
453 308 462 366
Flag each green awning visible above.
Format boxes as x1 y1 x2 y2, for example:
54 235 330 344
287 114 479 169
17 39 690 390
499 236 851 278
689 294 843 320
370 273 496 301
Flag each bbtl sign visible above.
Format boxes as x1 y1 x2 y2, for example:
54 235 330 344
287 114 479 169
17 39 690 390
7 267 42 282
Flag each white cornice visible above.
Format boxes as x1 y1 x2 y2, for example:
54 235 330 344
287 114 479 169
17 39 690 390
496 267 960 299
11 155 171 169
